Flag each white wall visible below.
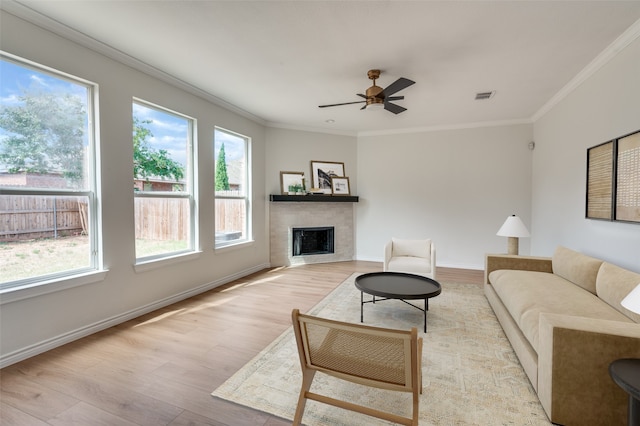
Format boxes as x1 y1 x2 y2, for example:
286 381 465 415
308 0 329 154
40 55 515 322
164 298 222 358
264 127 358 195
531 34 640 272
356 124 534 270
0 11 269 365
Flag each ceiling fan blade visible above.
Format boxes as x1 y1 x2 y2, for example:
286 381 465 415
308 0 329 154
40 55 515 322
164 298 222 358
381 77 415 97
383 102 407 114
386 95 404 101
357 93 368 99
318 100 366 108
360 104 367 110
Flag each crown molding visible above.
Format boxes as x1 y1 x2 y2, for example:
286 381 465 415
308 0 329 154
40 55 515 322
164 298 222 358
266 121 357 137
1 1 267 126
532 17 640 123
357 118 532 137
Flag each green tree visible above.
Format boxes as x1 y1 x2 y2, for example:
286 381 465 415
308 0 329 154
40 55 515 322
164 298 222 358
0 90 85 183
215 142 230 191
132 117 184 185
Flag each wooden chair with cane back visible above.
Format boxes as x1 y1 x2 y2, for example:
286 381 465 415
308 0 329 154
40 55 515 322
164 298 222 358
291 309 423 425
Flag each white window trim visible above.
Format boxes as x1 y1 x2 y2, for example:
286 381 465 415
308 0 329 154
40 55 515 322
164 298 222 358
0 53 102 293
214 127 252 248
132 99 198 264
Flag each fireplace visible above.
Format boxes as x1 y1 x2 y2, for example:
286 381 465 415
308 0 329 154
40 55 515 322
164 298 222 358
292 227 334 256
269 201 354 266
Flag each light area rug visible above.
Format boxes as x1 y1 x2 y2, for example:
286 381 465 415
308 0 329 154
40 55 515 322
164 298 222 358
212 273 552 425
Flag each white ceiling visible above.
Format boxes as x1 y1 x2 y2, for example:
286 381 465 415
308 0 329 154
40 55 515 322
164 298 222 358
7 1 640 135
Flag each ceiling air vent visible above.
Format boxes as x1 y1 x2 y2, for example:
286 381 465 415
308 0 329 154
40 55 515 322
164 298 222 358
475 91 495 100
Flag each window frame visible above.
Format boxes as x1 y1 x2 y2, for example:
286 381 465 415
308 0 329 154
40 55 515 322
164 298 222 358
214 126 252 249
132 99 198 264
0 52 102 293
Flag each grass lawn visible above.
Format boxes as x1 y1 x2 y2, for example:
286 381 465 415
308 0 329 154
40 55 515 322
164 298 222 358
1 236 188 284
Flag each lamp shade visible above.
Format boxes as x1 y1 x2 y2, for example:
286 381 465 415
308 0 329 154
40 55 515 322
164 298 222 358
621 284 640 314
496 215 530 238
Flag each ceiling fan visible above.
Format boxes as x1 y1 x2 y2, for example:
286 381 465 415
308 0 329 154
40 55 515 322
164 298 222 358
318 69 415 114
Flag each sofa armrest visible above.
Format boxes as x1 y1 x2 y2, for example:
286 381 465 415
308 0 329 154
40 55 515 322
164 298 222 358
537 313 640 425
484 254 552 284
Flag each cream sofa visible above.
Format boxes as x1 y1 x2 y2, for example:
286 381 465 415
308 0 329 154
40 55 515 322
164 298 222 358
485 246 640 425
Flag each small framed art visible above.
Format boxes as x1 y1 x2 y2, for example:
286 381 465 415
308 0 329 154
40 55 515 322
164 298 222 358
331 176 350 196
310 161 345 194
615 130 640 223
586 141 614 220
280 171 305 194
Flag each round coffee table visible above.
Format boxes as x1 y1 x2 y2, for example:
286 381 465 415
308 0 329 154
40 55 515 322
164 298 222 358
355 272 442 332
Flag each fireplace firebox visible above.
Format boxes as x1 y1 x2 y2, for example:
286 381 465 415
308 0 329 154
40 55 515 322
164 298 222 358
292 227 334 256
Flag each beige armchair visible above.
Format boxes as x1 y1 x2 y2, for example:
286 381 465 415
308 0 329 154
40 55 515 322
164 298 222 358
384 238 436 280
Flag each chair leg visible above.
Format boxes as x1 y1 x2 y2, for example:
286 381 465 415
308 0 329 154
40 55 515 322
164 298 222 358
292 369 316 426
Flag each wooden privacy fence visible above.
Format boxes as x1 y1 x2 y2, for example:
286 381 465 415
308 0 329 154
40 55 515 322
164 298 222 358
134 197 188 241
1 195 245 241
0 195 87 241
215 198 245 236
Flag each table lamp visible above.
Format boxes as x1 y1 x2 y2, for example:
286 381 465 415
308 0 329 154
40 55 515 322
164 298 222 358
622 284 640 315
496 215 530 255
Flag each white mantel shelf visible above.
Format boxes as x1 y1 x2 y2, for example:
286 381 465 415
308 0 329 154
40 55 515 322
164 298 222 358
269 194 359 202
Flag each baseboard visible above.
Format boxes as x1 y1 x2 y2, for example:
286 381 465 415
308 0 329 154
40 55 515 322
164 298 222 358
356 256 483 271
0 262 270 368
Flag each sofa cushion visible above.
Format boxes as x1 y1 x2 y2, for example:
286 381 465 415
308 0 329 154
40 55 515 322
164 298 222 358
489 269 632 352
552 246 602 294
392 238 431 260
387 257 432 275
597 262 640 323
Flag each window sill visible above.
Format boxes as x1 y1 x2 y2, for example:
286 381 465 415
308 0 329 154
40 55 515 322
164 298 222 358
215 239 254 252
134 250 202 273
0 270 109 305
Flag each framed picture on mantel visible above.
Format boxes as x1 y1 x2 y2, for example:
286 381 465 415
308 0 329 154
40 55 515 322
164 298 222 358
331 176 350 195
280 171 305 195
311 161 345 194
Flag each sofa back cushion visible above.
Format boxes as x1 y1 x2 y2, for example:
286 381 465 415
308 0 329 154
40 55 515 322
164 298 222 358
552 246 602 295
596 262 640 323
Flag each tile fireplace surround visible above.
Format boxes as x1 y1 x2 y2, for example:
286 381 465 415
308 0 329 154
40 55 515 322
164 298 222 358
270 201 355 266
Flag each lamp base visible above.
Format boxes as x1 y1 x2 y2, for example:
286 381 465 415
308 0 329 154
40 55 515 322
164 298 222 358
507 237 519 255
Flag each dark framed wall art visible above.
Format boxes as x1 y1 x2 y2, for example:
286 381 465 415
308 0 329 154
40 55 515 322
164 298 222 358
616 131 640 222
586 129 640 223
586 141 614 220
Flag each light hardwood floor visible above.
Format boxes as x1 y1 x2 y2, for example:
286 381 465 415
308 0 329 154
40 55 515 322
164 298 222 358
0 262 483 426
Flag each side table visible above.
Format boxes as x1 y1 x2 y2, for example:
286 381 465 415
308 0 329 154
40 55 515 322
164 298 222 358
609 358 640 426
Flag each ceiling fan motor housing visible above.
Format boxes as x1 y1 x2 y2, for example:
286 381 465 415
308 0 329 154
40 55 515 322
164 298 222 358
366 69 384 105
365 85 384 105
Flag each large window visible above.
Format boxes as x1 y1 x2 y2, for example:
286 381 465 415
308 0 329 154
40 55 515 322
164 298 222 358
0 53 99 289
214 127 250 247
133 101 196 261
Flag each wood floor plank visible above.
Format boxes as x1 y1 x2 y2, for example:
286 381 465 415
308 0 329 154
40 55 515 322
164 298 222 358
0 261 482 426
0 401 50 426
48 402 140 426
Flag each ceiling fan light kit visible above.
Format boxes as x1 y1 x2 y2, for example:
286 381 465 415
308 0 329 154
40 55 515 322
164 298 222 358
319 69 415 114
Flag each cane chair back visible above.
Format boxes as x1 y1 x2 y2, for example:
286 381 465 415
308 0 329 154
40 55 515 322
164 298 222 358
291 309 422 426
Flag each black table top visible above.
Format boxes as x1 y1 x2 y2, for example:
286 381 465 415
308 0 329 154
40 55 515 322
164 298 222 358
355 272 441 300
610 358 640 400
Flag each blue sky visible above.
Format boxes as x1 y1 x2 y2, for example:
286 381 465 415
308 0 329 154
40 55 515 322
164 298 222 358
133 102 190 167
